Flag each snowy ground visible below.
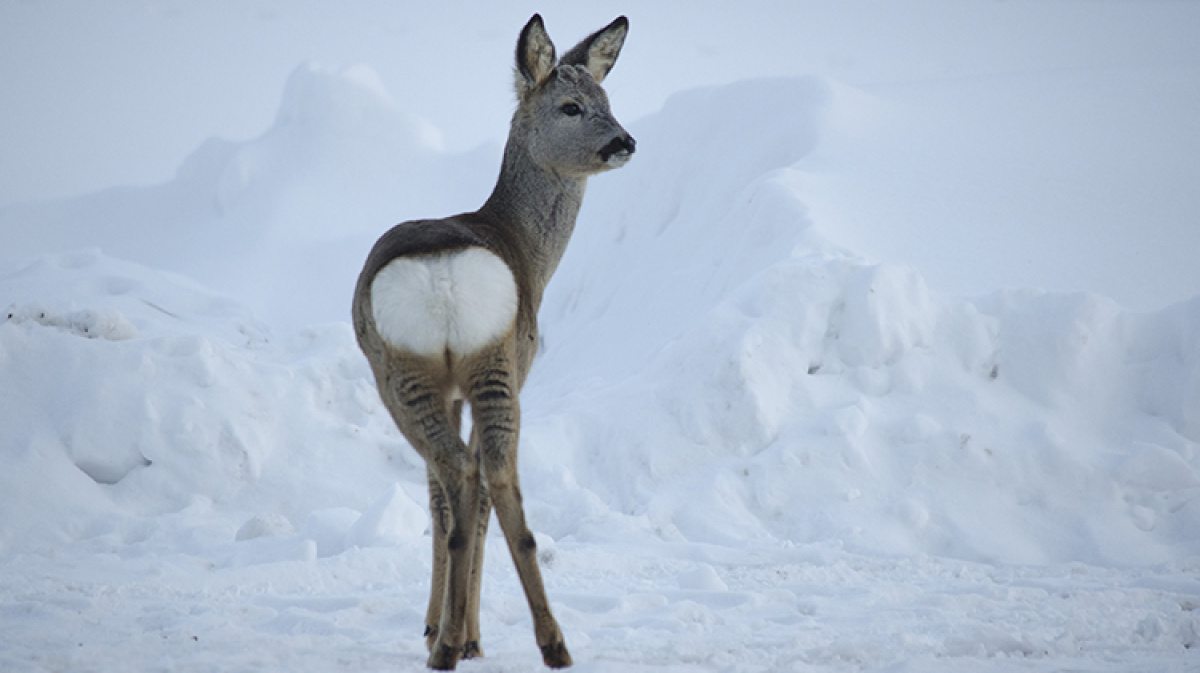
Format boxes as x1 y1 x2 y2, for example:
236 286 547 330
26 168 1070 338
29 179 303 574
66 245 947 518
2 2 1200 672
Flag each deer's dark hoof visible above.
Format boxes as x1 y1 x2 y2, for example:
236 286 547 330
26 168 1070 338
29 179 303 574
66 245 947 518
427 642 460 671
461 640 484 660
540 641 572 668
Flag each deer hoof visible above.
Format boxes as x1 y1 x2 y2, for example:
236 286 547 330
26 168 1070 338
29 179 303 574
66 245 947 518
540 641 573 668
461 640 484 660
427 642 461 670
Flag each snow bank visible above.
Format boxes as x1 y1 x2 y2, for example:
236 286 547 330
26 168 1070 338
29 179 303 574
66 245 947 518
0 63 497 332
3 74 1199 571
2 52 1199 673
4 6 1200 669
524 76 1200 566
0 249 429 556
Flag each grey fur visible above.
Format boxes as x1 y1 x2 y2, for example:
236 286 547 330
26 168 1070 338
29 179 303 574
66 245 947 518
558 16 628 83
351 14 633 671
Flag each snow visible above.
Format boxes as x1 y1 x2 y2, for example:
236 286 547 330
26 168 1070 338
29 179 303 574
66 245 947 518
2 2 1200 671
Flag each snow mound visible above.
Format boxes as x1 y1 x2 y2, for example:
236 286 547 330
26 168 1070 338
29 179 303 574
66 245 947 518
0 63 496 332
4 6 1200 670
4 76 1198 570
1 61 1198 673
2 75 1199 572
521 77 1200 566
344 482 428 549
0 250 424 554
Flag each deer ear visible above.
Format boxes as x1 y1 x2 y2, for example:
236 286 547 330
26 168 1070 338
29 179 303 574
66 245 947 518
515 14 557 97
559 16 628 84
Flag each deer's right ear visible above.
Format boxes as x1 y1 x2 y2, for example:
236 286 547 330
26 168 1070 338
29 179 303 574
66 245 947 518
559 16 628 84
515 14 556 98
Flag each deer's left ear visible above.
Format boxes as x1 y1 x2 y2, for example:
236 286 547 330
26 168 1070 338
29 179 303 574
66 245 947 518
559 16 628 84
516 14 557 98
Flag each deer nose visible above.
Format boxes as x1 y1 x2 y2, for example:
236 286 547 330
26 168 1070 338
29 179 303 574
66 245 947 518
599 134 636 162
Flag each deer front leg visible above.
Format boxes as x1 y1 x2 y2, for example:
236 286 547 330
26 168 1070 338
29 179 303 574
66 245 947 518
431 475 488 661
425 394 467 652
425 451 483 671
424 479 488 661
424 465 449 652
461 474 490 660
427 401 481 656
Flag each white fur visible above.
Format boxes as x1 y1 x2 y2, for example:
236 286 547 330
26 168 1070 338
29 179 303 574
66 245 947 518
370 248 518 357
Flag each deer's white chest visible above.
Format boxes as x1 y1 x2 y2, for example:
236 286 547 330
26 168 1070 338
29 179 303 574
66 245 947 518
370 248 518 357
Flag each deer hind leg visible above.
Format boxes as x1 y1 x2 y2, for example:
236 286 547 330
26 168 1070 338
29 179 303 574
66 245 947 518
468 359 572 669
382 366 481 671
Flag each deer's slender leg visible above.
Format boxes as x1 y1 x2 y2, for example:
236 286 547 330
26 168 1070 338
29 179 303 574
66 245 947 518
423 397 464 651
469 360 571 669
381 364 481 671
425 464 450 652
488 465 569 667
462 465 490 659
424 450 481 670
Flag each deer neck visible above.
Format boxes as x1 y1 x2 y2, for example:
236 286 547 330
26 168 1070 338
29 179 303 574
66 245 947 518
479 133 587 302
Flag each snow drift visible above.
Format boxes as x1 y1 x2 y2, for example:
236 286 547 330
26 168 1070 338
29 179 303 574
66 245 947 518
0 63 496 332
528 75 1200 567
3 66 1197 574
3 27 1200 666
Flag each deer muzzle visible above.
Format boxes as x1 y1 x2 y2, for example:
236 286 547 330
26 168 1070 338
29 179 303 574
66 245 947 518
599 134 637 166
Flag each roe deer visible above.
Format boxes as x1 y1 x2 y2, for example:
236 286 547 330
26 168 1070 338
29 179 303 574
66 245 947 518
351 14 634 670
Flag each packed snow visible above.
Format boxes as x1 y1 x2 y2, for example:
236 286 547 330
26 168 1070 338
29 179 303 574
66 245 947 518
2 2 1199 672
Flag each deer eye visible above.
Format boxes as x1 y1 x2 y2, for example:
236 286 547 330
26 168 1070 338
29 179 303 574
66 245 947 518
560 102 583 117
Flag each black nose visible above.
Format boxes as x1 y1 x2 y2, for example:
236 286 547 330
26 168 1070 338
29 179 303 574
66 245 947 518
599 134 636 161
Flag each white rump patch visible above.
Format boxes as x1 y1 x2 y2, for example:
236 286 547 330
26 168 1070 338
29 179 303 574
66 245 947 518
370 248 518 356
